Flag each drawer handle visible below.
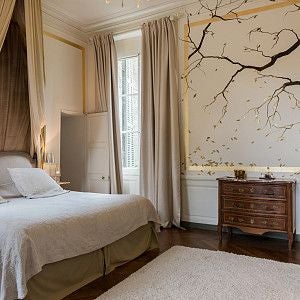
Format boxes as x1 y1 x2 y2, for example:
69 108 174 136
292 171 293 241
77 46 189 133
238 218 245 223
273 221 278 226
262 220 267 225
272 205 278 209
250 188 254 193
233 203 244 208
238 188 245 193
264 190 274 195
250 219 254 224
229 217 234 222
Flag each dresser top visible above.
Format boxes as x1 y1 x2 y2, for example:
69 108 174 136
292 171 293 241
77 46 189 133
217 177 296 184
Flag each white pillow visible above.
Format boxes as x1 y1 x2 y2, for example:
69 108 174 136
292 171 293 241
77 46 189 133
8 168 69 199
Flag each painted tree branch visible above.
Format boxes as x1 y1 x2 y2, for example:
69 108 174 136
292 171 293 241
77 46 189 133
184 0 300 134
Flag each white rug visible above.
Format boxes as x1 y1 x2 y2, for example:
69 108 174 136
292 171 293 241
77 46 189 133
96 246 300 300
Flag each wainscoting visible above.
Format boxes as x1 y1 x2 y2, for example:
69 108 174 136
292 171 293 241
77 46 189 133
181 174 300 236
181 175 218 225
123 169 139 195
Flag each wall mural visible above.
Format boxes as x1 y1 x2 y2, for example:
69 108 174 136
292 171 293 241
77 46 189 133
182 0 300 176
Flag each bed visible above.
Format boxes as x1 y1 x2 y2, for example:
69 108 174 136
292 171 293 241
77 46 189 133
0 152 159 300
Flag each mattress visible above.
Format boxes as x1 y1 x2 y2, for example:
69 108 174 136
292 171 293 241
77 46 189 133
0 191 159 300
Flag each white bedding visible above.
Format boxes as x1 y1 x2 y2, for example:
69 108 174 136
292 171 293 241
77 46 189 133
0 192 159 300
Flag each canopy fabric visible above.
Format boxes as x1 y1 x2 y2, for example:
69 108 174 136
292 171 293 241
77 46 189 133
0 0 16 51
0 0 46 166
24 0 46 166
0 20 31 153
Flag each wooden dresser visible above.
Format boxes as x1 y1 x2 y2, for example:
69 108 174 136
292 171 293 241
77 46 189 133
217 177 296 249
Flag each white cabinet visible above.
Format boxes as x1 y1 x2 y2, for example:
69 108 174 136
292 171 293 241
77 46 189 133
85 113 110 193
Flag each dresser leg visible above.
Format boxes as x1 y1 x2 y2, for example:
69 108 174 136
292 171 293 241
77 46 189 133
228 227 232 238
218 225 223 242
288 232 294 251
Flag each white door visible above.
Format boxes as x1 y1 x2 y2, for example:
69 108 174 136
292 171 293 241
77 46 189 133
86 113 110 193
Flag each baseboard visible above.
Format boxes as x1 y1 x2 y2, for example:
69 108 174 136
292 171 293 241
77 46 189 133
180 221 300 242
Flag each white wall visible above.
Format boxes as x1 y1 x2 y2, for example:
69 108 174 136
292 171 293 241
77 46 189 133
43 31 86 164
178 0 300 234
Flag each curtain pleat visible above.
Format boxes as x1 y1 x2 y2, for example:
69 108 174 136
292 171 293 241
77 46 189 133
0 21 31 152
140 18 181 228
92 33 123 194
0 0 16 51
24 0 46 166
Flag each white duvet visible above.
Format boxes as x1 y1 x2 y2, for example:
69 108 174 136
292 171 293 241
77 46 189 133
0 192 159 300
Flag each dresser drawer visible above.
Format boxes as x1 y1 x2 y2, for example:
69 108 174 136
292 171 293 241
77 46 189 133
222 183 286 199
223 213 286 231
223 198 286 215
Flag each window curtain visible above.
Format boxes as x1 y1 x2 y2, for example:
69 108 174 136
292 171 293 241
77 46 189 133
92 33 123 194
0 0 16 51
24 0 46 166
140 17 181 228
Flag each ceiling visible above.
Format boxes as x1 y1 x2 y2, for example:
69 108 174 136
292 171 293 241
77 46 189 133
43 0 189 26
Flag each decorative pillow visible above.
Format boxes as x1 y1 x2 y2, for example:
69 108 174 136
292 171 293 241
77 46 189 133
8 168 69 199
0 182 22 198
0 195 9 204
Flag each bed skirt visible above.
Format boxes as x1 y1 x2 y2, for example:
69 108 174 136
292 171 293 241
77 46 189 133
24 222 158 300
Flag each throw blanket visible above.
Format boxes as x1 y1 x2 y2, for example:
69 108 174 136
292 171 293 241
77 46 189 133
0 192 159 300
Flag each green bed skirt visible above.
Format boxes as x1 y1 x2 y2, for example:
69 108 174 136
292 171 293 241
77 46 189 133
25 222 158 300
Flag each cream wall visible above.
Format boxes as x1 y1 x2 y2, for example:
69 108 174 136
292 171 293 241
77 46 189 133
43 30 86 164
178 0 300 234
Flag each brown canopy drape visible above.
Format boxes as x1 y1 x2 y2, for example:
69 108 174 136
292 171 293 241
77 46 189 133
0 18 31 152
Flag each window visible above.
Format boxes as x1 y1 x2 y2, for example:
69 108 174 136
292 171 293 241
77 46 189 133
118 55 140 169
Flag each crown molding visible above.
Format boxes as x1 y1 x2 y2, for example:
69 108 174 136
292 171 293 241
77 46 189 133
85 0 197 33
41 0 275 43
42 0 197 40
42 1 88 43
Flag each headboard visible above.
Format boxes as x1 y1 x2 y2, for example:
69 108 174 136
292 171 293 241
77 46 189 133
0 152 36 197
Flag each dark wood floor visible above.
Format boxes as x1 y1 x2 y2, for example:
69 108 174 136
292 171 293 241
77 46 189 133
65 228 300 300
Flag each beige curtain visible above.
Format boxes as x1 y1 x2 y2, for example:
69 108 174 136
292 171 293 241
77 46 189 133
92 33 123 194
0 0 16 51
24 0 46 166
140 18 181 227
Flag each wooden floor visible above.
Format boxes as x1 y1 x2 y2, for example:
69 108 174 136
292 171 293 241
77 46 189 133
65 228 300 300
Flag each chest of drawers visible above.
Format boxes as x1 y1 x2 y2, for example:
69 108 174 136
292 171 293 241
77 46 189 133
217 177 296 249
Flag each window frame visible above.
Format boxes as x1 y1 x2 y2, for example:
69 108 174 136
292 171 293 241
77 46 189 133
118 54 141 171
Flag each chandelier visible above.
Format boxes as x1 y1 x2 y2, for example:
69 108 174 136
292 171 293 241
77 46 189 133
105 0 148 8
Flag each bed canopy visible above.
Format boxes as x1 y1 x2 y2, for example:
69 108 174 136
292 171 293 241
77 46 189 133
0 0 45 166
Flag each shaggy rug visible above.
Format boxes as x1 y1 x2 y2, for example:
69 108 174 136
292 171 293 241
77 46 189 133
96 246 300 300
